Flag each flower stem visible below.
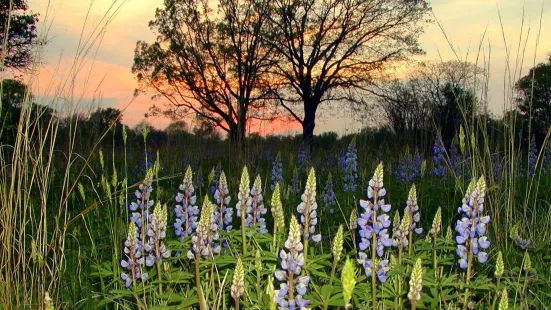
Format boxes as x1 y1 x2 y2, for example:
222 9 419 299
195 255 206 310
156 260 163 295
322 258 338 310
371 209 378 309
433 236 438 279
462 240 473 310
241 212 247 257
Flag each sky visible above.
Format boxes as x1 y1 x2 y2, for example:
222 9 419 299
25 0 551 136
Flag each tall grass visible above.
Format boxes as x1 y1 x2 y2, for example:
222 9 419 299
1 0 551 308
0 0 129 308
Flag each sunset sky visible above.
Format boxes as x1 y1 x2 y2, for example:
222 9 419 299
28 0 551 136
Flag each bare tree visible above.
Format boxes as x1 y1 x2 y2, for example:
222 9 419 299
372 60 484 146
132 0 274 145
262 0 430 142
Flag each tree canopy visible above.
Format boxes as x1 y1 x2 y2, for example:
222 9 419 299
515 54 551 144
0 0 39 71
263 0 431 141
133 0 275 145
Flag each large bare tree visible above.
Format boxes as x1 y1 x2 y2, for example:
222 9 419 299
132 0 274 145
263 0 431 141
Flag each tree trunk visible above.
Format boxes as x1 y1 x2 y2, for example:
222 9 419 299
228 120 246 151
302 100 319 143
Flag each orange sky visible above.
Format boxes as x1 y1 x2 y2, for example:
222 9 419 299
26 0 551 136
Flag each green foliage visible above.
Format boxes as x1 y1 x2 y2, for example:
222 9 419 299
0 0 39 70
515 55 551 144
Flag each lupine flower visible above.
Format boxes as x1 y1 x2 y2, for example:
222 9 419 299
544 145 551 174
408 258 424 302
187 196 220 259
528 138 538 177
492 152 504 183
337 151 346 172
297 168 321 243
174 166 199 241
349 209 357 231
248 175 268 233
509 223 531 249
214 171 233 232
455 176 491 269
449 144 462 177
120 222 147 287
297 146 310 171
445 226 453 244
236 166 252 223
343 138 359 192
271 152 283 191
495 251 504 278
392 212 401 234
290 166 301 195
522 252 533 274
405 185 423 235
393 212 410 247
129 170 154 232
274 215 310 309
393 151 423 184
145 203 171 266
266 275 276 310
209 164 222 197
332 225 344 262
498 288 508 310
322 173 336 214
271 183 285 230
429 207 442 238
357 163 392 283
433 136 447 178
231 257 245 300
341 257 356 308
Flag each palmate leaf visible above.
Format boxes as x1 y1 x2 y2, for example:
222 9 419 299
90 262 117 278
166 270 194 283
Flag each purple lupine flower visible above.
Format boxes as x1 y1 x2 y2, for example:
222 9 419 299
404 185 423 235
290 166 301 195
120 222 147 287
128 171 154 232
322 173 336 214
213 171 233 232
510 224 532 250
514 238 531 250
297 168 321 243
357 163 392 283
491 152 504 183
433 136 446 178
187 196 220 259
174 166 199 241
209 164 222 197
271 152 283 191
393 150 422 184
145 203 171 266
528 138 538 177
450 144 462 177
343 138 359 192
455 177 490 269
274 215 310 309
543 145 551 174
337 151 346 172
248 175 268 233
297 146 310 172
236 166 252 228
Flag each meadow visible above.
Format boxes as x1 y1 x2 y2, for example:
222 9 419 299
2 117 551 309
2 0 551 309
